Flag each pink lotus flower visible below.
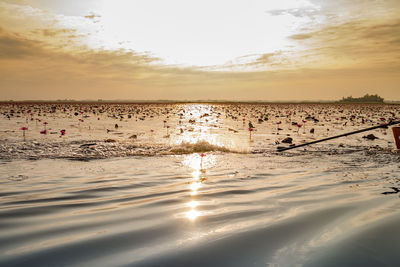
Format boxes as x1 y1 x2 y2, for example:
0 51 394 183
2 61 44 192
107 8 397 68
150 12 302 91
199 153 206 170
248 127 254 140
296 123 302 133
276 121 282 131
21 127 28 141
40 129 47 134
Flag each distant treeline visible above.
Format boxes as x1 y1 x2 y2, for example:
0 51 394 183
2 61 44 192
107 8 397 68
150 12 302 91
338 94 384 103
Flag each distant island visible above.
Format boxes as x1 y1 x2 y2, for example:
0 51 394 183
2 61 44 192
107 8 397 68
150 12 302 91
338 94 384 103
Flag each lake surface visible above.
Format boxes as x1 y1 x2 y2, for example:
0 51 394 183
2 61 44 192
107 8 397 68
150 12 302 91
1 103 400 266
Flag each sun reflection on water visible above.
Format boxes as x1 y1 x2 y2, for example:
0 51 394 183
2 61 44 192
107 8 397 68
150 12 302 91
190 182 202 195
186 209 201 221
173 104 225 148
174 104 220 221
182 153 216 221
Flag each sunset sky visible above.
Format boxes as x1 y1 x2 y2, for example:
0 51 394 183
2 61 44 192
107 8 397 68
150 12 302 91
0 0 399 101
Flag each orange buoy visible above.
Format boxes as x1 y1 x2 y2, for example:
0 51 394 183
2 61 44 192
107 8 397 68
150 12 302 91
392 126 400 149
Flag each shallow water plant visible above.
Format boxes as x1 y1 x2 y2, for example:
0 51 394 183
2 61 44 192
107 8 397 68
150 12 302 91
21 126 28 141
249 127 254 141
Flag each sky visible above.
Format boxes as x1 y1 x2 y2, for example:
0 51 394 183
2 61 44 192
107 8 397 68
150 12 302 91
0 0 399 101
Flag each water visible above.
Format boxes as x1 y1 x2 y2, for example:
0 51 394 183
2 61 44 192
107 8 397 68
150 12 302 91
1 103 400 266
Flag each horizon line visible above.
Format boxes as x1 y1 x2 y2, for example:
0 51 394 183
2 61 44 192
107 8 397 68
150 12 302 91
1 99 400 104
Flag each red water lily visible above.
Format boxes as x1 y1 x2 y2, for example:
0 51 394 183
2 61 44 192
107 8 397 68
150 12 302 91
248 127 254 140
21 127 28 141
296 123 302 133
199 153 206 170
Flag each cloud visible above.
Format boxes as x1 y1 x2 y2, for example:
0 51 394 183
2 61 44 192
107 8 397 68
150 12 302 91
289 33 312 40
0 31 43 59
84 13 101 23
0 27 154 75
359 20 400 44
39 28 77 37
286 18 400 70
267 8 318 18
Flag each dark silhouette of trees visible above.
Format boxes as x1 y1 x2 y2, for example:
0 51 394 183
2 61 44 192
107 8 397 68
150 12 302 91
339 94 384 103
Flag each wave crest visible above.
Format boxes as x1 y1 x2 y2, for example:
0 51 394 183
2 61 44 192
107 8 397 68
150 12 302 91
170 140 231 154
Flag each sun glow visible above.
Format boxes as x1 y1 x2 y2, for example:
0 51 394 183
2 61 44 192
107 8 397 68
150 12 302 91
2 0 399 101
96 0 317 67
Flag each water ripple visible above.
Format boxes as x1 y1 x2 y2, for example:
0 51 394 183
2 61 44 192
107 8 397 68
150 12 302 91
1 153 399 266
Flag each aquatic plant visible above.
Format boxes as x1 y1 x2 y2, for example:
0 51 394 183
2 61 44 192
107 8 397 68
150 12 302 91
249 127 254 140
20 126 28 141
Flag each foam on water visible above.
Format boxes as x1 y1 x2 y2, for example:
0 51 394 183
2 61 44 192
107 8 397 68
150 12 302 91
0 139 237 160
170 140 233 154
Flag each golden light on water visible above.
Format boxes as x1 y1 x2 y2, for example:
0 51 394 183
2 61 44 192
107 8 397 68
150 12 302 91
186 209 201 221
187 200 199 209
186 200 201 221
190 182 202 195
173 104 225 148
182 152 216 221
192 170 200 181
